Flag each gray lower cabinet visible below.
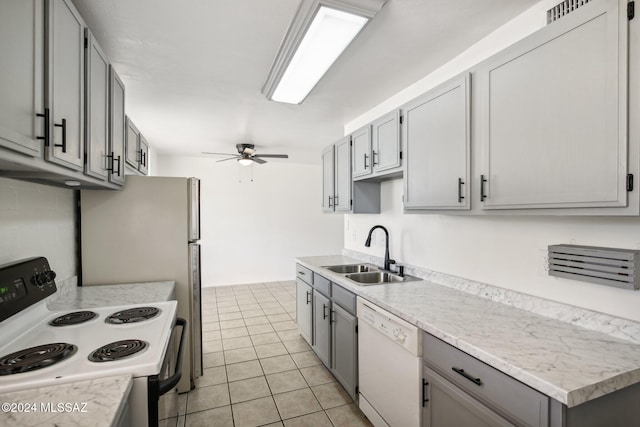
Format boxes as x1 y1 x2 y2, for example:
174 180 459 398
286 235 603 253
295 279 313 345
312 289 331 367
330 302 358 400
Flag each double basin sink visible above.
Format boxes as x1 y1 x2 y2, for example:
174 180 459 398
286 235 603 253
323 263 420 286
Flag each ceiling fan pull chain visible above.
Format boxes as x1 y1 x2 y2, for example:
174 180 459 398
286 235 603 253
251 163 254 182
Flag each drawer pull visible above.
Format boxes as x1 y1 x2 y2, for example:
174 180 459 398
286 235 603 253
298 271 306 275
452 367 482 386
306 291 311 305
323 304 328 320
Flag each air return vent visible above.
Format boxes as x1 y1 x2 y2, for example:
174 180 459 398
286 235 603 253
547 0 592 23
548 244 640 290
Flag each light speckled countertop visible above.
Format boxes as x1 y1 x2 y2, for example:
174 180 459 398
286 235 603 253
0 375 132 427
296 255 640 408
47 281 175 310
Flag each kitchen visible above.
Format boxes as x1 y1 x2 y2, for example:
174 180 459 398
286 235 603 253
3 0 640 426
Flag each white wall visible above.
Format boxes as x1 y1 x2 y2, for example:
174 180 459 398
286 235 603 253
0 177 76 280
344 0 640 322
156 156 343 286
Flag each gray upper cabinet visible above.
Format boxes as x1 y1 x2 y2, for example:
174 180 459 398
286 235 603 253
477 0 628 210
351 125 372 178
371 110 402 174
0 0 44 158
138 135 149 175
109 68 126 185
404 73 471 210
322 145 335 212
45 0 86 171
125 116 140 169
312 289 331 367
334 136 351 212
84 29 109 180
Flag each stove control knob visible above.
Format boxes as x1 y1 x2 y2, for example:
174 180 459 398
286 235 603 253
32 270 57 286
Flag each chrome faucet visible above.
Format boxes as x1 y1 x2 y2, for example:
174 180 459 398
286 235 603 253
364 225 395 271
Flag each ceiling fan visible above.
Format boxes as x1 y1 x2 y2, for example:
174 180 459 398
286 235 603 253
203 143 289 165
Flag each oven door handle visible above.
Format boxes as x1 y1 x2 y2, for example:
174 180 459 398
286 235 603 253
158 317 188 395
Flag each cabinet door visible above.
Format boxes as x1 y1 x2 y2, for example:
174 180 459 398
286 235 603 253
84 29 109 180
45 0 85 170
478 0 628 209
334 136 351 212
322 145 335 212
372 110 401 173
109 68 126 185
352 125 372 178
404 74 470 210
138 135 149 175
0 0 44 157
331 303 357 400
125 116 140 169
312 290 331 367
423 366 514 427
295 279 313 345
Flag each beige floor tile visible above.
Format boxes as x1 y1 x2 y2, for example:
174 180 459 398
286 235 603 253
283 338 311 354
250 332 281 346
277 329 302 341
243 316 269 326
195 366 227 388
325 404 373 427
222 336 253 350
158 417 178 427
267 313 292 323
186 383 230 413
220 326 249 339
299 365 335 386
203 340 223 354
259 354 298 375
202 322 220 332
177 393 188 415
224 347 258 364
203 351 225 368
262 306 286 315
291 351 321 369
241 309 265 318
271 320 297 331
219 311 243 321
273 388 322 420
226 359 264 382
247 323 275 335
262 423 284 427
231 396 280 427
217 300 238 307
266 370 308 394
255 342 288 359
239 303 261 311
218 306 240 314
283 411 333 427
203 330 221 341
311 382 352 409
219 319 245 329
259 302 281 309
184 405 233 427
229 376 271 403
202 314 219 323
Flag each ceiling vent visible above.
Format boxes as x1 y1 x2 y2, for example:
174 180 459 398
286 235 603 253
548 244 640 290
547 0 592 23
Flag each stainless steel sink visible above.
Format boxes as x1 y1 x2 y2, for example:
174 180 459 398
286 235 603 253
345 271 420 285
324 264 377 274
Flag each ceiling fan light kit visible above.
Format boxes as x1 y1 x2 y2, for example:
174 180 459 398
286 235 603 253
203 143 289 166
262 0 387 104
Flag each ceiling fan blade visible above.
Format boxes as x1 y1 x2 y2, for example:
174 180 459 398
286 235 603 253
252 157 267 164
216 156 239 162
202 152 237 156
253 154 288 159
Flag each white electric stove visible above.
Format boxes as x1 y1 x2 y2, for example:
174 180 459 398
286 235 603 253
0 257 187 427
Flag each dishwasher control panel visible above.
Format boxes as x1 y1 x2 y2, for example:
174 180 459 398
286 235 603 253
357 297 421 355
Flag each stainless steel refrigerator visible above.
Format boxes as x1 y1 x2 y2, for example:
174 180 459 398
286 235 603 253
80 176 202 393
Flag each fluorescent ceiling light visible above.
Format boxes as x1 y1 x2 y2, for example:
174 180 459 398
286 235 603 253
263 0 386 104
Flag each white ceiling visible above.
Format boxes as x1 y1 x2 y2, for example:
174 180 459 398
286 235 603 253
72 0 537 164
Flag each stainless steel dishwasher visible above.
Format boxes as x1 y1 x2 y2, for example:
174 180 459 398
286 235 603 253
357 297 422 427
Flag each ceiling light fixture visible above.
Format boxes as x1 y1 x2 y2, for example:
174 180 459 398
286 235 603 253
238 157 253 166
262 0 387 105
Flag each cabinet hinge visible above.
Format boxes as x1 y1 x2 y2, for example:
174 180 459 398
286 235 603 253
627 174 634 191
629 1 635 19
349 136 353 146
350 199 353 208
399 151 403 160
83 152 87 165
84 37 88 49
355 325 358 333
399 115 404 124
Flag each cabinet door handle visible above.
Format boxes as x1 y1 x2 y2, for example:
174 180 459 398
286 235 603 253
452 367 482 386
323 304 328 320
138 148 143 163
363 153 369 169
54 118 67 153
330 310 335 324
36 108 50 147
328 196 333 208
306 291 311 305
480 174 488 202
457 178 465 203
106 153 121 176
333 195 339 207
372 150 378 166
115 155 121 176
142 151 146 167
422 379 429 407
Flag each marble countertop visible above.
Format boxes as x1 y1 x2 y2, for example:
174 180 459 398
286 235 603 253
296 255 640 408
47 281 175 310
0 375 132 427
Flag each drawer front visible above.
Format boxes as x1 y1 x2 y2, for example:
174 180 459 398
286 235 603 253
313 274 331 297
331 283 356 315
296 264 313 285
422 333 548 427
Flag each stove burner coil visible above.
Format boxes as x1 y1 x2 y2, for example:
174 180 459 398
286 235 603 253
106 307 160 324
49 311 98 326
88 339 148 362
0 343 77 375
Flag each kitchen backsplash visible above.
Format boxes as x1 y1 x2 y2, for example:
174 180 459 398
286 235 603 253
343 249 640 345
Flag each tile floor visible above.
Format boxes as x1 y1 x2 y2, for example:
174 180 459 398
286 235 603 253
159 281 373 427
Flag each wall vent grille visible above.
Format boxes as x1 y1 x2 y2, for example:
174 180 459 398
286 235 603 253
548 244 640 290
547 0 592 23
